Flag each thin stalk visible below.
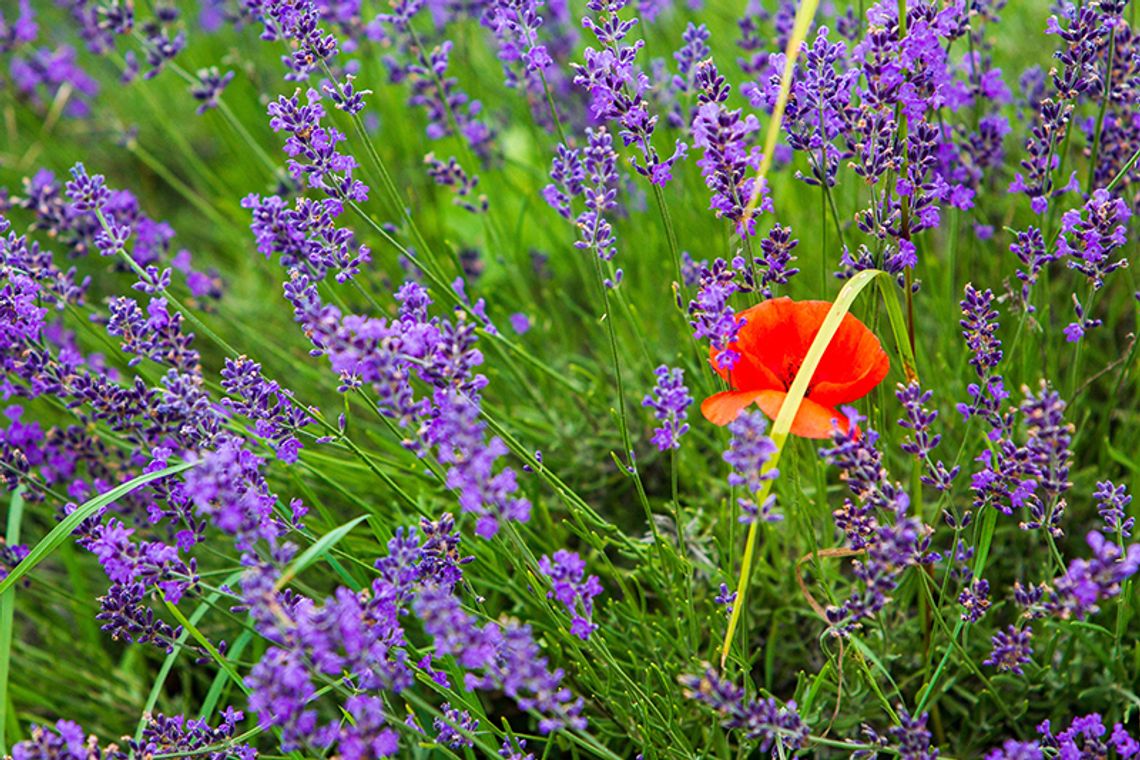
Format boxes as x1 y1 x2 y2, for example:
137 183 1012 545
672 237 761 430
591 256 660 549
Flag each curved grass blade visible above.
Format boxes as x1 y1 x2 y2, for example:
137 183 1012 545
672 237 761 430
877 276 920 383
740 0 822 225
0 462 196 597
0 488 25 754
274 513 369 591
720 269 891 668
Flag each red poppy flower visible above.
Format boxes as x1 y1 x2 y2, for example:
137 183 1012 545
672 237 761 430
700 297 890 438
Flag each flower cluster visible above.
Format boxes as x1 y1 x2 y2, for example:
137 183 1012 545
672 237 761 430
821 410 931 635
267 89 368 202
642 364 692 451
691 78 770 237
986 713 1140 758
572 0 686 185
680 669 809 755
1058 189 1131 341
723 411 780 524
1044 530 1140 620
545 127 623 286
283 275 530 538
896 382 958 491
244 515 585 757
379 3 496 158
539 549 604 639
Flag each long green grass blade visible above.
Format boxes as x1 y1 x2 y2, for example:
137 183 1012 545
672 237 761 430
274 513 369 591
135 571 245 743
162 597 247 695
741 0 822 223
0 488 25 755
877 276 920 383
0 462 196 596
720 269 887 667
199 629 252 721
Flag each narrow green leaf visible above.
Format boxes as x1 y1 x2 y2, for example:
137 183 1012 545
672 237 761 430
741 0 821 221
199 629 252 721
877 276 920 383
135 571 244 743
162 597 247 695
0 488 25 755
0 462 197 596
274 514 369 591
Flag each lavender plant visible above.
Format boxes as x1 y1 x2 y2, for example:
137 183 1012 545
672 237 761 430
1 0 1140 758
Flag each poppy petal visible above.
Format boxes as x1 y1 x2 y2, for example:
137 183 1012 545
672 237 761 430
708 344 785 392
700 390 766 425
734 298 829 387
752 390 851 439
805 305 890 405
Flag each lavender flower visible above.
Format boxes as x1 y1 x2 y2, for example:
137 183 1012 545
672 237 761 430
131 709 256 760
479 0 575 131
688 260 742 369
956 285 1012 435
0 538 28 583
221 356 313 463
244 0 339 81
642 365 692 451
424 390 532 538
433 703 478 748
181 434 283 548
9 45 99 118
575 127 620 264
242 194 371 283
1095 480 1133 538
984 739 1044 759
781 27 856 189
896 382 958 491
572 0 686 185
822 410 929 635
1020 382 1072 508
958 577 990 622
11 721 127 760
425 154 488 213
189 66 235 114
750 223 799 297
1039 713 1140 758
680 669 809 755
380 10 495 158
665 23 711 128
539 549 603 640
1009 227 1057 313
960 284 1003 377
546 128 621 282
714 582 737 615
543 143 585 219
1058 189 1130 341
267 89 368 202
888 708 938 760
499 737 536 760
984 625 1033 675
723 411 780 524
691 97 769 237
1045 530 1140 620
